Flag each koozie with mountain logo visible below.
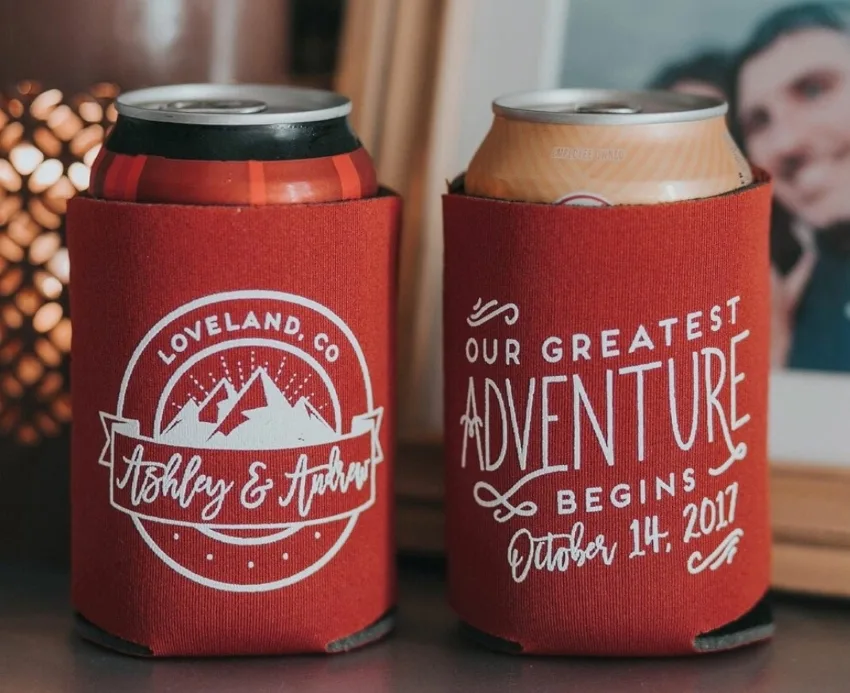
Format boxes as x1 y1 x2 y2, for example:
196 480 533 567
66 83 400 657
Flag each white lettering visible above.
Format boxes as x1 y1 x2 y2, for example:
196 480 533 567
225 312 241 332
460 377 484 470
116 445 234 521
585 486 603 512
466 338 479 364
506 339 521 365
240 461 273 509
619 361 662 462
505 378 535 471
242 311 261 330
601 329 620 357
542 336 563 364
710 305 722 332
686 311 703 340
185 320 202 342
730 330 751 431
205 315 222 336
727 295 740 324
668 353 700 451
658 317 678 346
484 378 508 471
572 371 615 469
284 316 300 335
572 334 590 361
541 375 568 468
507 525 617 583
264 312 281 331
278 445 371 518
628 324 655 353
557 489 576 515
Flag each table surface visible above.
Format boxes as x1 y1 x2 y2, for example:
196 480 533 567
1 560 849 693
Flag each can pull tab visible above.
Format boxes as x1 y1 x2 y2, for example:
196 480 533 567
163 99 269 115
574 102 642 115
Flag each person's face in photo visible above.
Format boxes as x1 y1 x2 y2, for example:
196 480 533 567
738 28 850 229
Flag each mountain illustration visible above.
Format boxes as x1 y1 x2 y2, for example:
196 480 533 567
211 369 287 437
160 398 218 445
198 378 237 424
160 367 336 450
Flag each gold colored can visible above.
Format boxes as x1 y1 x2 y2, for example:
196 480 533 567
465 89 753 205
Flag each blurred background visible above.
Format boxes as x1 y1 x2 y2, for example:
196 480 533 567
0 0 454 567
563 0 800 89
563 0 850 378
1 0 847 596
0 0 349 565
0 0 344 92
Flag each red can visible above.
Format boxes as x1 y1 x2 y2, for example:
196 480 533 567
90 83 378 205
69 84 398 657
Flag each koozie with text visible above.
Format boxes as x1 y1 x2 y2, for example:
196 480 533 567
67 194 400 656
442 178 772 655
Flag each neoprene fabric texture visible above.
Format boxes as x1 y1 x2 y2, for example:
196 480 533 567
442 178 772 655
66 193 400 656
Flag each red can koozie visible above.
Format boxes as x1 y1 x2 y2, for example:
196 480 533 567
67 193 400 656
442 176 773 656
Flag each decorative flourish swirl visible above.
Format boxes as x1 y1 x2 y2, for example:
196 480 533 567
687 529 744 574
474 482 537 523
709 442 747 476
472 465 569 523
466 298 519 327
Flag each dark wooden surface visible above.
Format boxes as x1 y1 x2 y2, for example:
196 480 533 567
1 559 849 692
0 438 70 567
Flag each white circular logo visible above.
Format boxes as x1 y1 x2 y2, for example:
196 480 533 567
98 291 383 592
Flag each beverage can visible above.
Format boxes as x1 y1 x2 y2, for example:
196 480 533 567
444 88 773 657
70 83 397 657
465 88 752 205
91 83 377 205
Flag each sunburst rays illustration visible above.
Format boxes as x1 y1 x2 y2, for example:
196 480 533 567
168 348 331 421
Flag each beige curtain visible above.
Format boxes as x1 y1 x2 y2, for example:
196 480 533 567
335 0 447 442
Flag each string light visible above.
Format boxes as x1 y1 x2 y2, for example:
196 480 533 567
0 81 119 445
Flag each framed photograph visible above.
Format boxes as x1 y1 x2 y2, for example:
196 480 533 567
383 0 850 596
559 0 850 596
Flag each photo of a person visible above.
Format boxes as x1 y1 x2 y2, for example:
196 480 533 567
735 3 850 371
560 0 850 464
562 0 850 374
